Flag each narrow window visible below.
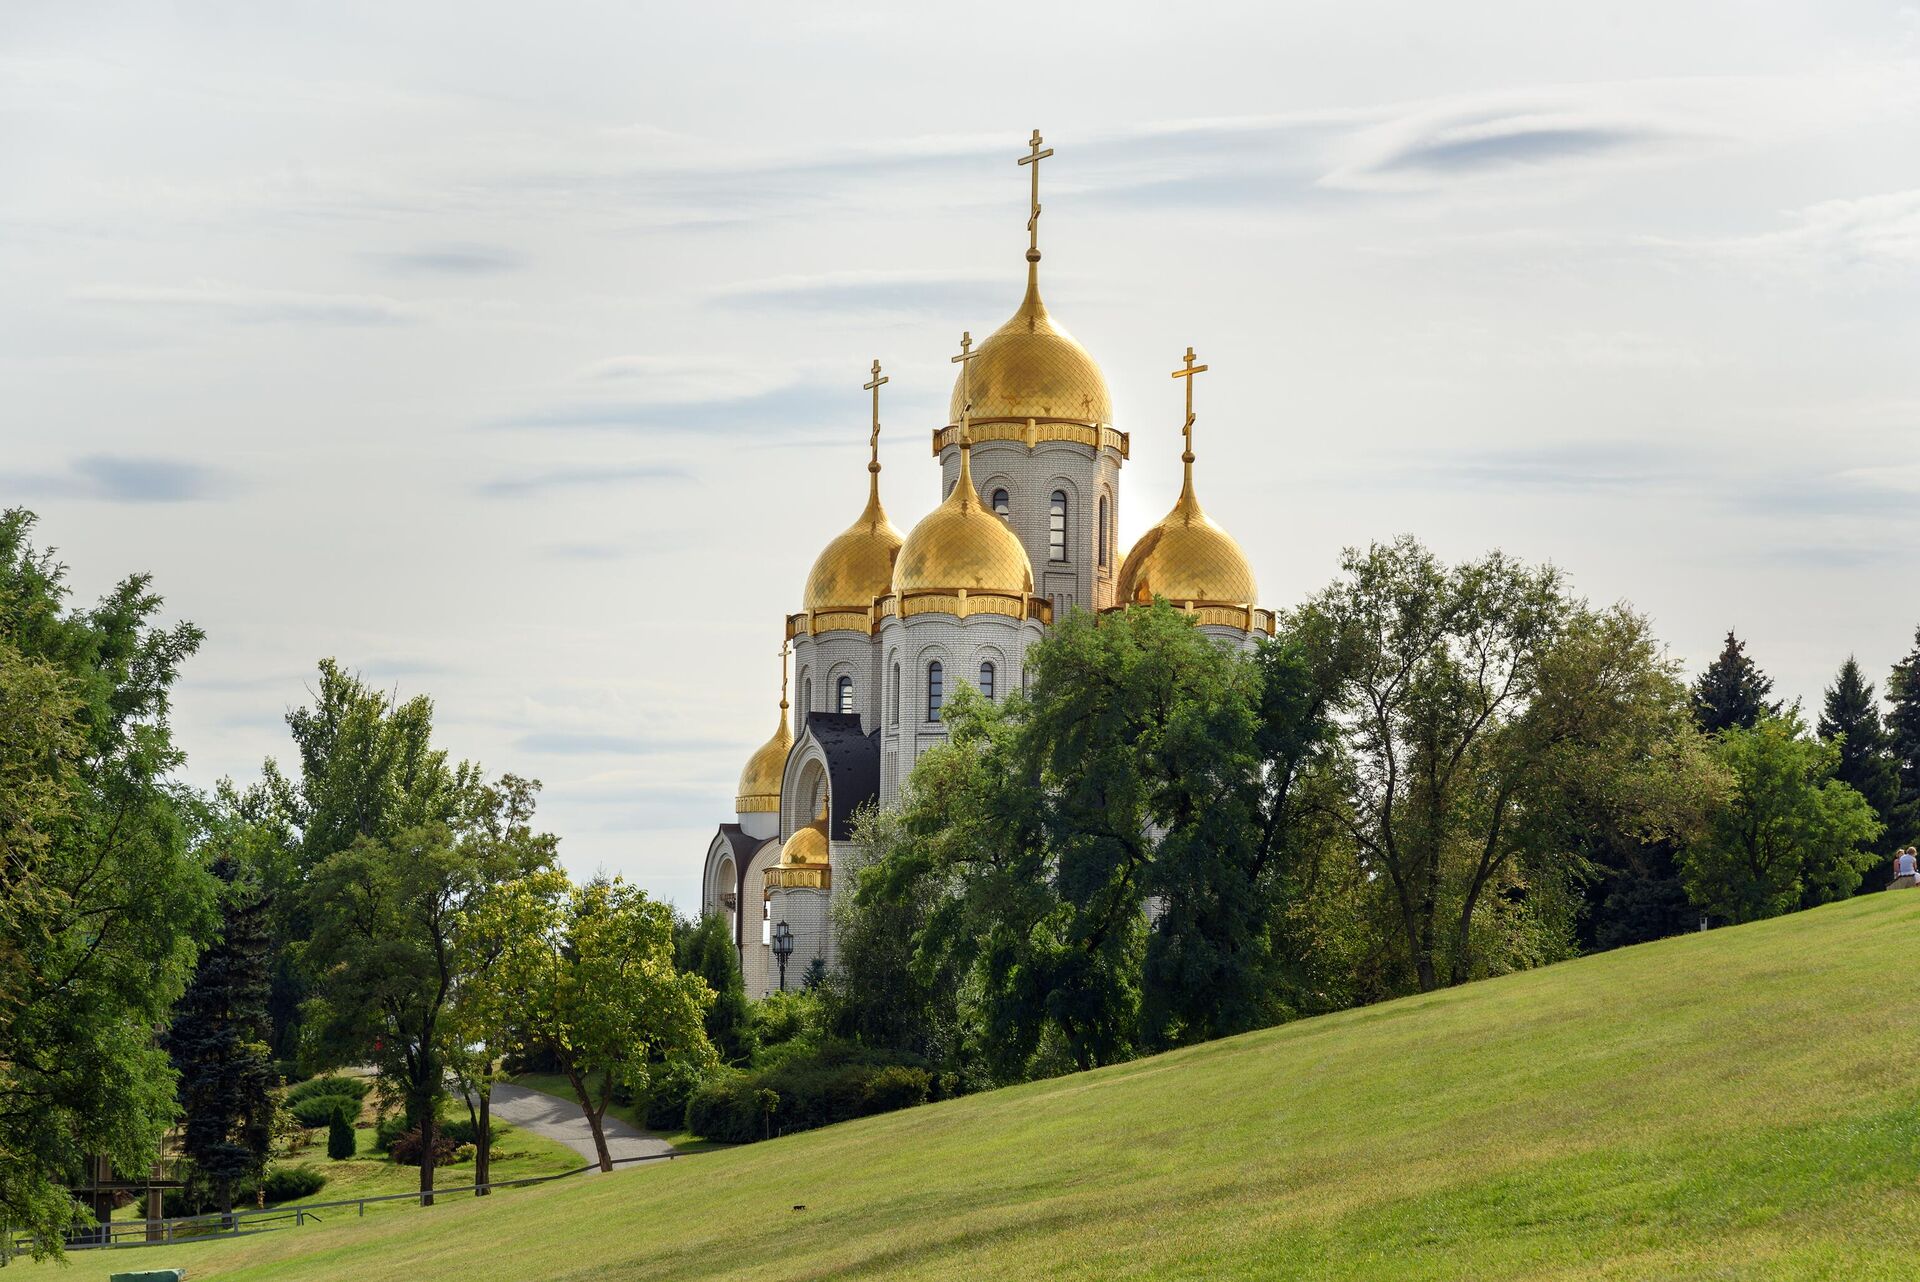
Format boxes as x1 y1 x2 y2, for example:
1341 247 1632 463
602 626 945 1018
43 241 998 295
1049 490 1067 562
836 674 853 715
803 676 812 712
927 660 944 722
891 663 900 725
992 488 1010 517
1098 496 1110 568
979 661 996 700
762 900 770 946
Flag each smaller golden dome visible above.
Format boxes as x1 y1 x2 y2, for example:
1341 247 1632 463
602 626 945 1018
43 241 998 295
734 646 793 813
1116 429 1257 609
892 438 1034 598
779 801 829 866
804 467 901 612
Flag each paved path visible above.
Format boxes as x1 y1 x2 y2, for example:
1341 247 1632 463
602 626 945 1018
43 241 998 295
487 1082 675 1173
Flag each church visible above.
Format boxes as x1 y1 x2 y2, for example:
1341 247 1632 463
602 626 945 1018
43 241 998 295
700 133 1275 997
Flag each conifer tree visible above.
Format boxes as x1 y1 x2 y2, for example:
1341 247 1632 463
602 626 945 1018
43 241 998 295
168 852 275 1215
1816 656 1901 889
1691 630 1779 733
1886 627 1920 849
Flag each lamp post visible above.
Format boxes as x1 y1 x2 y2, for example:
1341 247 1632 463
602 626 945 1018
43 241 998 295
772 920 794 991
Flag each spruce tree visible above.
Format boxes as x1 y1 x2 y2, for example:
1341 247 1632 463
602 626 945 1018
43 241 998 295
168 853 276 1214
676 913 753 1063
1691 630 1779 733
1817 657 1901 891
1886 627 1920 849
326 1108 356 1161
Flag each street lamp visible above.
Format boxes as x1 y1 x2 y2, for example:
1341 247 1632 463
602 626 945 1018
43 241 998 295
771 920 794 991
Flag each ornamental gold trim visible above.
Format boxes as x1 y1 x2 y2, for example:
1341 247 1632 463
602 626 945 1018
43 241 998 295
1099 601 1276 636
931 420 1129 459
764 866 831 893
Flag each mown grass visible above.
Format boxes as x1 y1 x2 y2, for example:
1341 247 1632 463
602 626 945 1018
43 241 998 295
506 1071 726 1154
29 892 1920 1280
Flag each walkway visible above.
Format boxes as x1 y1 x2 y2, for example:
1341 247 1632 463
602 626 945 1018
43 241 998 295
486 1082 675 1173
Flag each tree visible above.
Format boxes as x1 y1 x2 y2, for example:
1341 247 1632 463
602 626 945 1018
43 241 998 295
1886 628 1920 851
1816 656 1902 890
167 841 275 1216
0 510 218 1257
502 877 715 1171
1677 714 1882 923
1302 538 1721 991
1690 630 1779 734
326 1109 356 1161
675 912 753 1064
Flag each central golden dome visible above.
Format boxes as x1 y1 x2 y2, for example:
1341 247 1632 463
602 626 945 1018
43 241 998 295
946 267 1111 427
779 801 829 866
804 465 901 612
1117 452 1257 608
892 440 1034 597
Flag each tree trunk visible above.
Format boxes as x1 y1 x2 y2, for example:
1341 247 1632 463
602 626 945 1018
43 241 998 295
415 1083 437 1208
565 1065 615 1172
474 1088 491 1195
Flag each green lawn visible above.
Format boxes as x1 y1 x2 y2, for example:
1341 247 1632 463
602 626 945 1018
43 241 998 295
28 892 1920 1280
506 1071 724 1154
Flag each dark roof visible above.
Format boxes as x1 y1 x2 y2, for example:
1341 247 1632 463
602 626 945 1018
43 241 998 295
804 711 880 841
716 823 762 866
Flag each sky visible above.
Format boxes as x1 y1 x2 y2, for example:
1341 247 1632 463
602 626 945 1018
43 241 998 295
4 1 1918 910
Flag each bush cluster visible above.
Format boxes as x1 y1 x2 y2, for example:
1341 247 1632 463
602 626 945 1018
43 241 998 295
289 1094 357 1128
261 1165 328 1203
685 1043 933 1143
388 1126 461 1167
642 1061 708 1131
285 1075 371 1106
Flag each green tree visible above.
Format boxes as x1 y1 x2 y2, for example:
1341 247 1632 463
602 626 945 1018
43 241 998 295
1690 630 1779 734
1816 656 1902 889
166 842 275 1216
1677 714 1882 923
326 1108 356 1161
675 912 753 1063
502 877 716 1171
1886 628 1920 850
0 510 217 1257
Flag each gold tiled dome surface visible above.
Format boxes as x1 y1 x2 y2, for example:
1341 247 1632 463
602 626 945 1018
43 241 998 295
1116 470 1257 608
892 444 1035 597
734 711 791 813
946 270 1111 427
804 480 901 612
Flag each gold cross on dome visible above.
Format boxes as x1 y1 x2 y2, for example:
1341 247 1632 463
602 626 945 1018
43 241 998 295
862 359 888 468
1170 346 1209 459
1018 130 1053 258
778 637 790 707
950 331 980 437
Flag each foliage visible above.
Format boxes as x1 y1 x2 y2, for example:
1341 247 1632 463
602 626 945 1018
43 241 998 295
1816 655 1902 887
1690 629 1779 734
641 1060 712 1131
261 1166 328 1203
290 1094 358 1128
1677 714 1883 922
674 912 754 1063
683 1043 932 1143
285 1075 371 1106
167 845 276 1214
388 1127 460 1168
493 875 716 1170
1885 627 1920 850
326 1111 356 1161
0 509 218 1257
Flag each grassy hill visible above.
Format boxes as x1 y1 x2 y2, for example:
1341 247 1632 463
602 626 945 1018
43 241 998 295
22 893 1920 1280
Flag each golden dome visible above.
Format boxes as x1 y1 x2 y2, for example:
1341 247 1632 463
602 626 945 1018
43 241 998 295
780 801 829 866
892 437 1034 598
1117 423 1257 610
803 452 901 613
734 647 793 813
946 265 1111 427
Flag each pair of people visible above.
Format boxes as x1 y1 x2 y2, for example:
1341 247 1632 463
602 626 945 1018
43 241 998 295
1893 847 1920 890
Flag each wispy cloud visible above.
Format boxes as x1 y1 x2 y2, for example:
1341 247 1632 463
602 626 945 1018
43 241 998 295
1323 104 1694 191
710 269 1007 317
1649 189 1920 279
362 242 525 275
74 282 411 325
476 462 690 498
7 454 239 503
492 381 851 435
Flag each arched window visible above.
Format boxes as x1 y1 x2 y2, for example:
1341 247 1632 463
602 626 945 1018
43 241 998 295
979 661 996 700
836 674 853 715
1098 496 1110 569
926 661 944 722
1049 490 1068 562
991 488 1010 517
890 663 900 725
802 676 812 712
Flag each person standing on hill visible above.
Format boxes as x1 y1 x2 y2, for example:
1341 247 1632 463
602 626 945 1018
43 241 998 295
1892 848 1919 889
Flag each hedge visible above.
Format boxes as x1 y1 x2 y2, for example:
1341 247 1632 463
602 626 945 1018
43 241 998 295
685 1046 932 1143
285 1075 371 1106
289 1094 358 1128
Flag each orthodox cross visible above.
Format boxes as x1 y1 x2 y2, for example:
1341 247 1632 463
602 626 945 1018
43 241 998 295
950 331 980 439
778 637 790 709
1018 129 1053 259
863 358 888 470
1170 346 1208 461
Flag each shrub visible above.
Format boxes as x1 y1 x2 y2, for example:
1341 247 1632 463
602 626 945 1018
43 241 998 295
685 1073 779 1144
261 1166 327 1203
374 1113 407 1152
290 1094 358 1129
326 1110 356 1160
439 1116 511 1146
683 1048 933 1143
450 1143 477 1164
388 1126 460 1167
286 1075 371 1106
861 1064 932 1114
643 1061 710 1131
